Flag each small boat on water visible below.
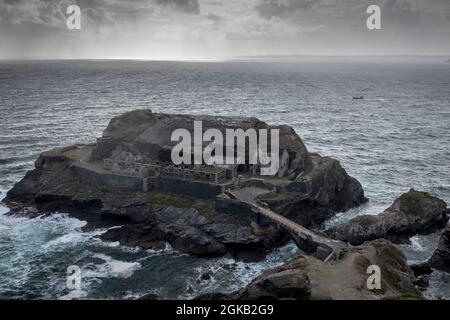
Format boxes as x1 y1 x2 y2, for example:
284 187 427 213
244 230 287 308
352 95 364 100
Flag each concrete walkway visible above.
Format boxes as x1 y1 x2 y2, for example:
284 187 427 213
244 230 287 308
227 189 346 262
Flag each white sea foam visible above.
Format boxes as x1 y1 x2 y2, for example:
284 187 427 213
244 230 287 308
82 253 141 280
409 236 425 251
145 242 174 255
181 242 298 299
398 232 442 264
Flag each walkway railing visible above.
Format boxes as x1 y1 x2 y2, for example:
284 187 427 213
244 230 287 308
226 190 346 262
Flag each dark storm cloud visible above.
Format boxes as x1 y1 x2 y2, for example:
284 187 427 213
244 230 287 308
254 0 448 29
255 0 316 19
155 0 200 15
0 0 67 27
0 0 199 29
0 0 449 58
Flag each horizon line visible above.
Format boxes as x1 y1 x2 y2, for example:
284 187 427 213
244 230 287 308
0 54 449 62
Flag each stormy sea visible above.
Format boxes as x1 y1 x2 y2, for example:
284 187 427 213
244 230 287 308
0 57 449 299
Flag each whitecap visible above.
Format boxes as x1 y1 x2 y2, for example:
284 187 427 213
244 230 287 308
82 253 141 279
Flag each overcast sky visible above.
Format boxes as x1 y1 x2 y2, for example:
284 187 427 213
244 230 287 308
0 0 449 59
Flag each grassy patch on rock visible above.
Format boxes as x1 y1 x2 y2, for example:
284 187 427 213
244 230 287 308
192 200 216 217
353 254 371 274
354 215 377 227
146 191 196 210
145 191 216 216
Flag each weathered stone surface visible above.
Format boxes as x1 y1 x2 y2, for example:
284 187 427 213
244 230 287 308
235 269 311 300
90 110 311 173
258 154 367 228
326 189 449 245
414 224 450 276
100 205 286 258
427 224 450 273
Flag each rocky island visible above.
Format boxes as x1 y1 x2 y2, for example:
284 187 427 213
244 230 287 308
3 109 366 261
326 189 449 245
3 109 449 299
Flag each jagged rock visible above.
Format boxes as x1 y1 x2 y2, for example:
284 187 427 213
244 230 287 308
186 285 194 294
258 154 367 228
100 205 287 258
414 224 450 276
234 269 311 300
427 224 450 273
326 189 449 245
200 271 213 281
90 110 311 171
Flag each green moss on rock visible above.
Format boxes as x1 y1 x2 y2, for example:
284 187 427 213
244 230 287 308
398 189 434 216
146 191 197 210
145 191 217 216
353 254 371 274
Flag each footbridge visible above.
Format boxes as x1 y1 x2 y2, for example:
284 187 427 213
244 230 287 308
225 190 346 262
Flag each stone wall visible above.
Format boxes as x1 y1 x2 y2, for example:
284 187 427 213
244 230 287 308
71 165 143 191
146 176 224 199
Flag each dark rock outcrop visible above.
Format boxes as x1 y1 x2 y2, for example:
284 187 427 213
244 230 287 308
229 268 311 300
326 189 449 245
412 224 450 278
258 154 367 228
100 205 287 259
90 110 311 173
427 224 450 273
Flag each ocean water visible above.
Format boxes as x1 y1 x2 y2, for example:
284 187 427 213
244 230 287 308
0 58 449 299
